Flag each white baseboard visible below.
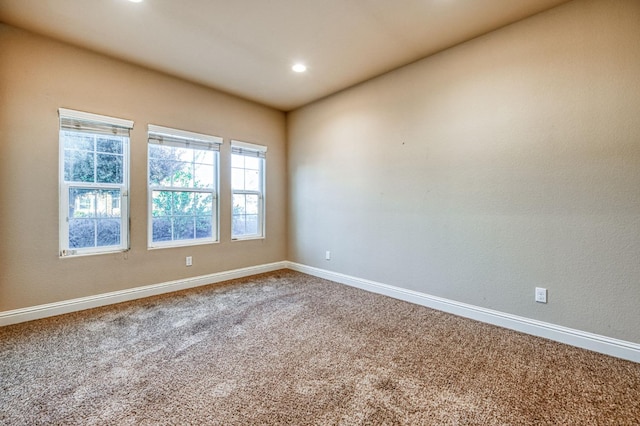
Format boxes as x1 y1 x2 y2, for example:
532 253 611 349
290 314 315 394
2 260 638 363
0 261 288 327
286 262 640 363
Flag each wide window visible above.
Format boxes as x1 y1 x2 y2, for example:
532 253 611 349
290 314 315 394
231 140 266 239
148 125 222 248
59 108 133 257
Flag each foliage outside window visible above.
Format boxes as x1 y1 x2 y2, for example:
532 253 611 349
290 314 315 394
59 108 133 257
148 125 221 248
231 140 266 239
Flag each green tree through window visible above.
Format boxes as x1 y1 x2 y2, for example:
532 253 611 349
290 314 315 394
148 125 221 248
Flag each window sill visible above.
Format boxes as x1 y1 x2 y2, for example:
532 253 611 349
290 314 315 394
231 236 265 242
59 248 129 259
148 239 219 250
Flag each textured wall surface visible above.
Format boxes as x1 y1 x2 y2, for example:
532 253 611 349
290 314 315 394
0 25 287 311
287 0 640 342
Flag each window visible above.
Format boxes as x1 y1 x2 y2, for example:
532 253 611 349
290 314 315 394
59 108 133 257
148 125 222 248
231 140 266 239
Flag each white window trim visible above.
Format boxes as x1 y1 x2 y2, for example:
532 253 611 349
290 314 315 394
147 125 222 249
58 108 133 258
231 140 266 241
59 108 134 129
231 139 268 153
148 124 221 144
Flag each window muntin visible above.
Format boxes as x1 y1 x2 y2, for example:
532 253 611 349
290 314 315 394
231 140 266 239
59 108 132 257
148 125 221 248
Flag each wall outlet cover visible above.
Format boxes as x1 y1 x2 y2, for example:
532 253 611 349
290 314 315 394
535 287 547 303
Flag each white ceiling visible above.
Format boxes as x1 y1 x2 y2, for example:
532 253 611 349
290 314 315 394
0 0 571 111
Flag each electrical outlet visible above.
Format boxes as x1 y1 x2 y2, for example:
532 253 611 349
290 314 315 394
325 250 331 261
535 287 547 303
186 256 192 267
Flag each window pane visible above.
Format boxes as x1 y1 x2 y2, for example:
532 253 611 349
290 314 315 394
63 131 94 151
172 161 194 187
96 154 123 184
148 144 172 160
70 188 95 218
97 219 121 246
152 191 172 217
194 193 213 215
246 194 259 214
195 216 212 238
244 169 260 191
194 150 213 164
174 217 195 240
233 194 246 214
149 158 175 186
245 215 259 235
151 190 213 244
65 150 95 182
231 154 244 168
194 164 214 188
232 193 260 238
174 147 193 162
232 215 245 237
230 150 264 238
231 168 245 190
96 137 123 154
172 192 193 216
152 218 172 242
95 189 121 217
69 219 95 248
149 145 198 187
245 156 260 170
71 189 121 220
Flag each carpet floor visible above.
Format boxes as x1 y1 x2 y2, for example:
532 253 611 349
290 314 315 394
1 270 639 425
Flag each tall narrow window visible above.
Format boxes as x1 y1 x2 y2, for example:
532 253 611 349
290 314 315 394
59 108 133 257
231 140 266 239
148 125 222 248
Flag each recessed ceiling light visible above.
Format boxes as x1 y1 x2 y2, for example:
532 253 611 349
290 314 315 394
128 0 143 3
292 64 307 73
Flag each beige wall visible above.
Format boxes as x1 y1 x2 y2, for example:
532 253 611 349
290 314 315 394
2 0 639 345
287 0 640 343
0 25 287 311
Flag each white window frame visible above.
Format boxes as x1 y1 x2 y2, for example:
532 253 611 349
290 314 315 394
58 108 133 257
147 124 222 249
231 140 267 240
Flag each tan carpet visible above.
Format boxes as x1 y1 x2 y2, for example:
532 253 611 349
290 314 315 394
1 270 639 425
